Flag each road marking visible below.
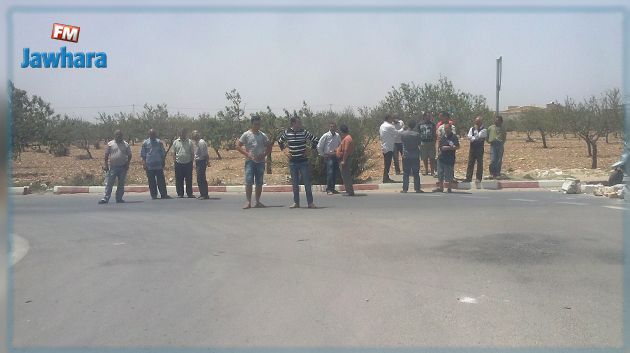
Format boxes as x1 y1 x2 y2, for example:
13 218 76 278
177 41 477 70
113 242 126 246
603 206 629 211
458 296 478 304
509 198 537 202
556 201 588 206
11 234 29 266
465 196 490 199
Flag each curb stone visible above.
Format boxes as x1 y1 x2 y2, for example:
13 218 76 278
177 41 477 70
10 186 31 195
36 179 606 195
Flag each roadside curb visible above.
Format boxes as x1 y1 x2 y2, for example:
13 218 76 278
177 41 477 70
44 179 591 195
10 186 31 195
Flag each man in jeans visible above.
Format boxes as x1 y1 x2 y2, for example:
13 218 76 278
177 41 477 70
237 115 272 209
278 116 319 209
99 129 132 204
418 112 437 176
487 115 507 179
172 128 195 198
336 124 355 196
400 120 423 193
465 117 487 183
192 130 209 200
434 124 460 193
317 122 341 195
379 114 398 183
140 129 171 200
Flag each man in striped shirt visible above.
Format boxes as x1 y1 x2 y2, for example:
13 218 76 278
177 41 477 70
278 116 319 209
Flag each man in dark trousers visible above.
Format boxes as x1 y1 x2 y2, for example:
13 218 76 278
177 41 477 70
192 130 210 200
418 112 437 176
141 129 171 199
434 124 460 193
400 120 423 193
172 128 195 198
278 116 319 209
465 117 487 183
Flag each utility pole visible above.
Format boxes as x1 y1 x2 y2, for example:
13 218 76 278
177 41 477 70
496 56 502 116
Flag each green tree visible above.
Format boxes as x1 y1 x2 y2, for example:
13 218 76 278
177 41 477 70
563 96 607 169
196 113 224 159
255 107 282 174
519 108 549 148
72 118 97 159
217 89 247 150
601 88 623 143
379 76 492 135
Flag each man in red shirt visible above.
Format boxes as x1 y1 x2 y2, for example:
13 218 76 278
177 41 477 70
436 111 456 140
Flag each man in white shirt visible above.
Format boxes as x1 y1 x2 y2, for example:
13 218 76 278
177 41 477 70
99 129 132 204
237 115 273 209
317 122 342 195
379 114 398 183
465 117 488 183
192 130 210 199
392 115 404 175
172 128 195 198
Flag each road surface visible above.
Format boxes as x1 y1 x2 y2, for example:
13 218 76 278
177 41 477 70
9 190 625 348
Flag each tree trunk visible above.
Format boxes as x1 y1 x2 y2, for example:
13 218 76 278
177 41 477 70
586 139 592 157
525 131 534 142
563 132 567 139
591 142 598 169
539 129 548 148
605 132 609 144
213 147 222 160
266 153 273 174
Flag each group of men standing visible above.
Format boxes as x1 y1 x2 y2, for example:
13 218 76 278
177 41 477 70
98 115 356 208
98 127 211 204
379 112 507 193
96 111 507 206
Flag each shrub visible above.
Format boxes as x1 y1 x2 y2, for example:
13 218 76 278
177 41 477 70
69 172 101 186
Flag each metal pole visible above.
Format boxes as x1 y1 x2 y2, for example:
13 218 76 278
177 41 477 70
496 56 502 116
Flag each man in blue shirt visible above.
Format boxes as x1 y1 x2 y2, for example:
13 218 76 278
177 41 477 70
141 129 171 199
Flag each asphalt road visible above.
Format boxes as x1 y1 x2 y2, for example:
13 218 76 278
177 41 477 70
8 190 626 348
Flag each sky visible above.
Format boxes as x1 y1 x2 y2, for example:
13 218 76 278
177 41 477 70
6 2 625 120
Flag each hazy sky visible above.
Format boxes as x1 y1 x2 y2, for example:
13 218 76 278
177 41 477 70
8 4 624 120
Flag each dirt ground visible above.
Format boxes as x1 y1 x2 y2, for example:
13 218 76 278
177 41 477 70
11 132 623 188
